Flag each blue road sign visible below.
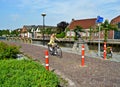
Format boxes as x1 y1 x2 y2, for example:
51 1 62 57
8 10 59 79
96 16 103 23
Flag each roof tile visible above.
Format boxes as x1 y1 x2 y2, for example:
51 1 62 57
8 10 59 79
68 18 97 30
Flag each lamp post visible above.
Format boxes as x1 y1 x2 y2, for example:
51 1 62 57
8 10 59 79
41 13 46 46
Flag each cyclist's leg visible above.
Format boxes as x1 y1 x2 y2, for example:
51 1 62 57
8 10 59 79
52 43 58 54
51 43 55 54
48 44 53 55
56 47 62 58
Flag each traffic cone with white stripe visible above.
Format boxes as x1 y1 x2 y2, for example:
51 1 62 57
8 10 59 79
45 50 49 70
80 44 86 67
103 42 106 60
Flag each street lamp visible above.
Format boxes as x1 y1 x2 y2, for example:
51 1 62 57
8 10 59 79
41 13 46 46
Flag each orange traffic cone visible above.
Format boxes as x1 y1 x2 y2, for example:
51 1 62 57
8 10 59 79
45 50 49 70
81 44 85 66
103 42 106 60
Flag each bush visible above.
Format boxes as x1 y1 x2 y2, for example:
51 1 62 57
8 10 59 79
0 59 60 87
56 32 65 38
0 41 20 59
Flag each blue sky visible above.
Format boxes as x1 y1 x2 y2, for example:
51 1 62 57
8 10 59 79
0 0 120 30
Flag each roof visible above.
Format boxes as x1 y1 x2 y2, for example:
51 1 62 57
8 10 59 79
111 15 120 24
67 18 97 30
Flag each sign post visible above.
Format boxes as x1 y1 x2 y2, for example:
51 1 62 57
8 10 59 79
96 16 103 56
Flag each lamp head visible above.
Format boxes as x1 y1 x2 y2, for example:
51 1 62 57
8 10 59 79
41 13 46 16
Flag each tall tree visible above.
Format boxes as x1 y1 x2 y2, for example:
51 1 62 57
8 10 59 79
57 21 69 33
74 26 84 38
89 27 94 40
100 19 118 42
74 26 84 32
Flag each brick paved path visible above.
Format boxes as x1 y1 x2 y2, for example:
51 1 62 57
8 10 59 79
7 42 120 87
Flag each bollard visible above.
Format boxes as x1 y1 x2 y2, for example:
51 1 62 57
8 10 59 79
103 42 106 60
45 50 49 70
81 44 85 66
110 47 113 58
110 47 112 53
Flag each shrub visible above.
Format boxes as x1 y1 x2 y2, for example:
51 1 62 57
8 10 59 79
0 41 20 59
56 32 65 38
0 59 60 87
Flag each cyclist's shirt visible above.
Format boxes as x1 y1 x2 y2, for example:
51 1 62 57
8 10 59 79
48 36 55 45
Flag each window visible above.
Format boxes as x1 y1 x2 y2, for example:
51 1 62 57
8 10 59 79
118 22 120 28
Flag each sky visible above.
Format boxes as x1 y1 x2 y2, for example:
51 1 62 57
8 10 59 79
0 0 120 30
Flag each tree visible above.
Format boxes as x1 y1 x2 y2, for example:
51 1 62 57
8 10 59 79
65 28 70 33
10 30 20 37
74 26 84 32
89 27 94 40
100 19 118 42
74 26 84 39
0 29 10 36
45 27 52 35
57 21 69 33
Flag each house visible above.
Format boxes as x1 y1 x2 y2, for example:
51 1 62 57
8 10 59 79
20 25 44 38
20 25 33 38
110 15 120 39
30 25 42 38
31 25 57 38
67 18 101 40
20 25 57 38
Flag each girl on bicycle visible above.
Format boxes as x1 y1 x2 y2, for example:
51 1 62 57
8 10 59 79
48 33 59 47
48 33 60 54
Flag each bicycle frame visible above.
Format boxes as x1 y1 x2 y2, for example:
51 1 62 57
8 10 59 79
48 44 62 58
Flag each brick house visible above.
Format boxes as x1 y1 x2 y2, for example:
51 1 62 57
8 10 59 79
67 18 104 40
110 15 120 39
67 16 120 40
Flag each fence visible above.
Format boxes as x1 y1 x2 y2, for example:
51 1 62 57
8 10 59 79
88 42 120 52
6 37 120 52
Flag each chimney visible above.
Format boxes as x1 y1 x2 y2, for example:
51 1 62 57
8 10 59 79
72 18 75 21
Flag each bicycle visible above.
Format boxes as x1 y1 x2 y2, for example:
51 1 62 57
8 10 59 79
48 44 62 58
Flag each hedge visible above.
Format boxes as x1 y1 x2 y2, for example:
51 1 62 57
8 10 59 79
0 59 60 87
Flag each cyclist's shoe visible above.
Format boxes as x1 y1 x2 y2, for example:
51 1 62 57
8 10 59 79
54 52 57 55
50 48 53 51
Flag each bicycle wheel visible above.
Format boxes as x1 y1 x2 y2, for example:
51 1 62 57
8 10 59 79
56 47 62 58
